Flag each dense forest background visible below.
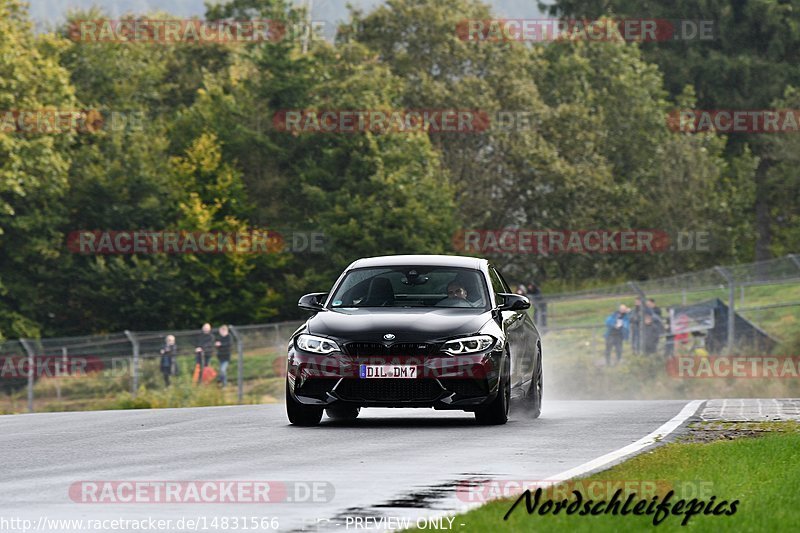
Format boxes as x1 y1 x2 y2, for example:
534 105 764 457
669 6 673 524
1 0 798 338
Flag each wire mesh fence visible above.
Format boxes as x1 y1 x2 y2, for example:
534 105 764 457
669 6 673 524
542 254 800 302
533 256 800 362
0 321 303 414
2 257 797 414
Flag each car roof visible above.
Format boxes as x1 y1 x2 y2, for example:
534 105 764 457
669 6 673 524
347 254 487 270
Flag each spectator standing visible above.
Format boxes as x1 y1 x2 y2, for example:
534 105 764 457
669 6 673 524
159 335 177 386
646 298 663 324
642 315 661 356
215 325 233 387
526 282 547 328
604 305 630 366
630 297 642 355
194 323 215 384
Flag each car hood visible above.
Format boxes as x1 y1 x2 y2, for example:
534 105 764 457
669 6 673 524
306 308 493 342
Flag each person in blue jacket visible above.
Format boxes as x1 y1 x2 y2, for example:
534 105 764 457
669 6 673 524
604 304 630 366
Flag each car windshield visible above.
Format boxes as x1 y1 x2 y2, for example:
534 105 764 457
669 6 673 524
329 266 489 309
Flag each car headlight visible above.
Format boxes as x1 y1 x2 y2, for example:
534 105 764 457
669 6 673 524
442 335 496 355
295 334 341 354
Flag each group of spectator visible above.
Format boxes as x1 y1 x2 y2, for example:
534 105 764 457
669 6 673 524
158 323 233 387
603 297 663 366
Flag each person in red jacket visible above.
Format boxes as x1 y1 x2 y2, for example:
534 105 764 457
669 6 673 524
194 323 215 384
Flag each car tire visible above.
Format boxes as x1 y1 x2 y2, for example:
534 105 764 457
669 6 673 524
326 406 360 421
286 379 323 426
527 345 543 419
475 358 510 425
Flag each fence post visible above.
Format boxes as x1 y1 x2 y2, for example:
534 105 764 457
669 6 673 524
714 267 736 355
229 325 244 404
19 339 35 413
56 346 67 401
124 330 139 397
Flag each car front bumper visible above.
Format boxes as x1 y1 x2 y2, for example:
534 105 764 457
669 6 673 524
286 348 503 410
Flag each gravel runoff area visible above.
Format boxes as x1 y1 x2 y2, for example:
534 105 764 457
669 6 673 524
700 398 800 421
681 398 800 444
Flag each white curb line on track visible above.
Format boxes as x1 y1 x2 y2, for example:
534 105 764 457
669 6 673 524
396 399 708 531
541 399 707 483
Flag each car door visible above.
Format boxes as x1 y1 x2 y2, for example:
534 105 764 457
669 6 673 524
496 267 539 388
488 265 527 391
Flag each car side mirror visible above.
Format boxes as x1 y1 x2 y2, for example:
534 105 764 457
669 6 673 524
497 293 530 312
298 292 328 311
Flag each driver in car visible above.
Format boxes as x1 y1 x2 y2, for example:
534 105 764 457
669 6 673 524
437 281 473 307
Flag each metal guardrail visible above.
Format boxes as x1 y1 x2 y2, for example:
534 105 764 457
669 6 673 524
543 255 800 301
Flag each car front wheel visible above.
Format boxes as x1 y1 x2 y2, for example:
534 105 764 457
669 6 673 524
286 379 323 426
527 347 543 419
475 359 510 425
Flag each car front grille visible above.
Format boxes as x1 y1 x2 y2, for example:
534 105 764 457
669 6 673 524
344 342 384 356
344 342 436 357
335 378 442 402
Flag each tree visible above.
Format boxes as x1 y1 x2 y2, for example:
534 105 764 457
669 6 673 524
176 4 459 314
351 2 744 280
0 0 76 338
542 0 800 260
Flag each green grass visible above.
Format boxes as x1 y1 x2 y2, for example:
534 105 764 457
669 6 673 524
0 348 286 414
542 335 800 400
544 282 800 342
443 424 800 532
538 281 800 400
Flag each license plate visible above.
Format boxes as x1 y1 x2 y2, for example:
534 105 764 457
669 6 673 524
359 364 417 379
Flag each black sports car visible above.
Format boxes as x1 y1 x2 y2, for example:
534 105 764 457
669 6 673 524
285 255 542 426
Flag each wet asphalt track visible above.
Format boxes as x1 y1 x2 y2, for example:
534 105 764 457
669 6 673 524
0 400 693 532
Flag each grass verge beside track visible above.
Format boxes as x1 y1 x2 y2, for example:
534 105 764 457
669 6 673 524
442 422 800 532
